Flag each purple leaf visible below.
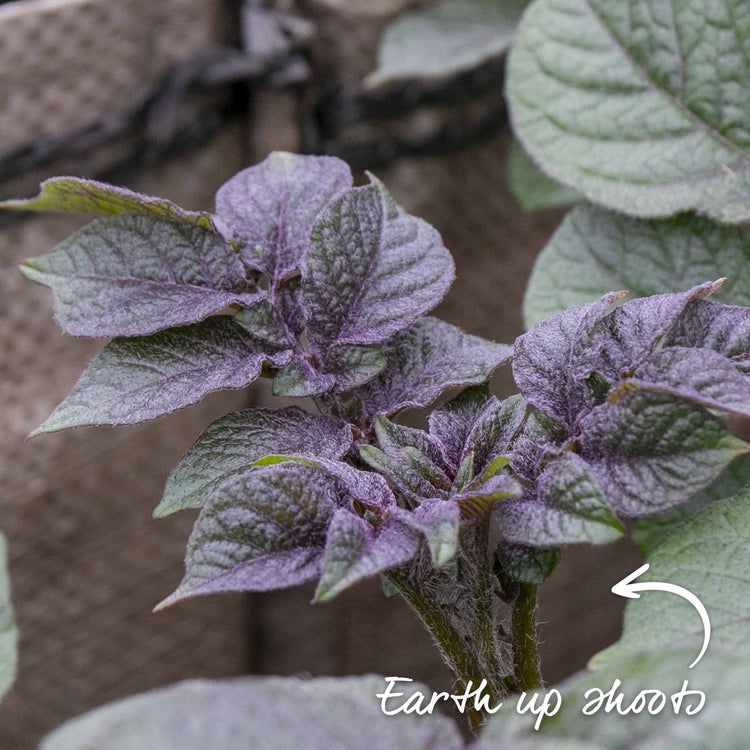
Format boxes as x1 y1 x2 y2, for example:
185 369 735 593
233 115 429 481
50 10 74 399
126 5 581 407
302 186 454 352
359 446 444 505
156 407 354 517
573 281 723 384
579 392 750 516
374 417 446 468
158 463 345 608
314 509 420 602
0 176 217 232
354 317 511 422
234 301 293 348
618 347 750 417
513 292 622 428
495 454 622 546
32 318 291 436
20 214 260 337
452 473 521 519
215 152 352 284
392 499 461 566
429 386 525 475
665 298 750 375
327 345 387 392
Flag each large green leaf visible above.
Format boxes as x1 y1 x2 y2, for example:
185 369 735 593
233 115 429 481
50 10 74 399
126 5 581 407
507 0 750 223
42 675 464 750
0 532 16 702
524 204 750 328
368 0 527 85
482 489 750 749
507 140 579 213
594 488 750 666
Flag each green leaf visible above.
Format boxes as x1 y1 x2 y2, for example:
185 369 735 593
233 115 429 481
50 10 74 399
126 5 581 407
20 214 260 338
506 0 750 222
42 675 464 750
633 454 750 555
524 204 750 328
507 140 579 213
0 532 17 702
368 0 527 85
496 544 561 584
157 464 342 609
32 319 291 435
0 177 217 231
155 407 353 517
579 391 749 515
594 488 750 667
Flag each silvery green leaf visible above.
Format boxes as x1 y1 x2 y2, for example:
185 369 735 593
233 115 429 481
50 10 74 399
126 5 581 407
481 648 750 749
496 544 561 584
20 214 261 338
632 454 750 555
233 301 292 348
495 454 622 546
158 464 344 608
619 346 750 417
429 387 526 474
367 0 527 85
327 345 387 392
0 532 16 701
579 391 749 515
355 318 511 423
0 176 217 232
314 510 420 602
595 488 750 668
507 139 579 213
374 417 447 468
155 407 353 517
523 204 750 328
506 0 750 222
303 187 454 351
32 319 291 435
393 499 461 566
513 292 622 428
665 298 750 374
42 675 463 750
215 152 352 284
453 473 521 519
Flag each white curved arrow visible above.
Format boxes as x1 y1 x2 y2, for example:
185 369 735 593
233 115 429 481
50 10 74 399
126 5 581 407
611 563 711 669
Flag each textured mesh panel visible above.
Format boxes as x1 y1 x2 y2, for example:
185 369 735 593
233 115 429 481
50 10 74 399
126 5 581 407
0 125 251 749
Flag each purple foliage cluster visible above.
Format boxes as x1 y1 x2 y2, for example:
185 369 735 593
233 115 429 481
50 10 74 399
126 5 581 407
9 153 749 606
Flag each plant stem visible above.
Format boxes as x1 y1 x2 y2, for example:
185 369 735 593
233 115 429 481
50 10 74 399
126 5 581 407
511 582 541 691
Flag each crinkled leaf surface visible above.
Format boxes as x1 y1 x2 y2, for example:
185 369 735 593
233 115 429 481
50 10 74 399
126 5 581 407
368 0 527 85
314 510 420 602
495 544 561 584
159 464 343 607
0 177 216 231
214 152 352 284
303 186 454 352
513 292 621 428
524 204 750 328
495 453 622 546
272 356 336 398
506 0 750 222
33 318 291 435
507 139 579 213
619 346 750 417
0 532 16 701
579 391 749 515
393 499 461 566
20 214 260 337
665 298 750 374
355 318 511 423
42 675 463 750
594 488 750 667
156 407 353 517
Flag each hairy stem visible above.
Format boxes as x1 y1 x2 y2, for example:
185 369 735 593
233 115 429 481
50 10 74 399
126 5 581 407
511 582 541 691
